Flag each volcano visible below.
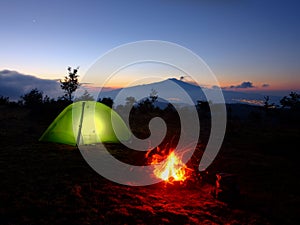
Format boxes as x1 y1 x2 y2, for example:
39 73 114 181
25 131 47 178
98 78 282 106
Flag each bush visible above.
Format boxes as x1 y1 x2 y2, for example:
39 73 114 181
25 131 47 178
0 96 9 105
20 88 44 107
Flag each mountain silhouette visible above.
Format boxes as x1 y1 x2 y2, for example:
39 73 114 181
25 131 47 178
98 78 281 107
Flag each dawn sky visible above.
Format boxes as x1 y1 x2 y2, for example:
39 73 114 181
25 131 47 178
1 0 299 94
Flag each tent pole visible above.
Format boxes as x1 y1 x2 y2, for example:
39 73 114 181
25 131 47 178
76 101 86 146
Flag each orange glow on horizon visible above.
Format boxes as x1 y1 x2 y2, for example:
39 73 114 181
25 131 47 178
8 68 299 93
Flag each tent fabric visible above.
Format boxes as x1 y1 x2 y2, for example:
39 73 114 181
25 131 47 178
39 101 131 146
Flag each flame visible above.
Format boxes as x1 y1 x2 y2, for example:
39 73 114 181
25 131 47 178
149 148 192 184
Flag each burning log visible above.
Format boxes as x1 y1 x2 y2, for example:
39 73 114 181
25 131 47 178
146 147 193 185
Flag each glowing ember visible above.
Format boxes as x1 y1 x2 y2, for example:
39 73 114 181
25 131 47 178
149 149 192 184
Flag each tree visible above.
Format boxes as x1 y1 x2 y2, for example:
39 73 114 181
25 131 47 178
0 96 9 105
21 88 44 107
136 89 159 113
74 90 94 101
149 88 158 103
263 96 275 113
60 67 80 102
125 96 136 108
98 97 114 108
280 92 300 110
137 98 155 112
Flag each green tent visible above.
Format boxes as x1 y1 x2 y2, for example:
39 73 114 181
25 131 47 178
39 101 131 146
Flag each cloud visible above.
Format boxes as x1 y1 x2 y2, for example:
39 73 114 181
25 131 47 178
230 81 254 89
0 70 63 101
262 83 270 88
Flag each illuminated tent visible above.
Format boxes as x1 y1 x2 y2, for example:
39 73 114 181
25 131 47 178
39 101 131 146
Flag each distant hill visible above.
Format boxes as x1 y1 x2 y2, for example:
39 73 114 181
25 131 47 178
98 78 281 107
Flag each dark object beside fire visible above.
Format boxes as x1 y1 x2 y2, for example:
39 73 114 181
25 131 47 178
212 173 240 202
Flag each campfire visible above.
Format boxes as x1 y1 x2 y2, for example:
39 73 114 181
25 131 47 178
147 147 193 184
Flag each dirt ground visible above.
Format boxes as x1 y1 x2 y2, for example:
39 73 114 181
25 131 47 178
0 105 299 224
